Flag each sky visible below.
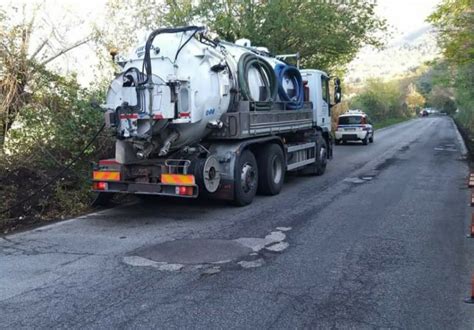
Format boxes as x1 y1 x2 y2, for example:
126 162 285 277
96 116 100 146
375 0 441 41
2 0 443 84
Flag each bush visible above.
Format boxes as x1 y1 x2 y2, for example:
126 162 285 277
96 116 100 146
349 78 413 123
0 71 114 232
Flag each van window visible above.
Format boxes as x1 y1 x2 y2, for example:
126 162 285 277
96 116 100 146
338 116 363 125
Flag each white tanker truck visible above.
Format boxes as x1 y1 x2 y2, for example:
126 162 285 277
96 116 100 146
92 26 341 205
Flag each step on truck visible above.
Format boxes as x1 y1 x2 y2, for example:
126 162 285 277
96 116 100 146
93 26 342 206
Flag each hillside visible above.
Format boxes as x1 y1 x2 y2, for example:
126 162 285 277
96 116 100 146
346 26 440 84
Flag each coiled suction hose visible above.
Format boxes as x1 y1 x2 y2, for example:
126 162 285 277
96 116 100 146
238 53 278 111
274 64 304 110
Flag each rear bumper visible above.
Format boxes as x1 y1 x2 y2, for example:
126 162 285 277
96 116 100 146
92 181 199 198
335 132 367 141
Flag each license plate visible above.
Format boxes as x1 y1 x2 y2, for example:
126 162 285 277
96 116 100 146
345 128 356 131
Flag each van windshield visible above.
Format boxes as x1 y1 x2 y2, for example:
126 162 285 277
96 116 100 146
338 116 363 125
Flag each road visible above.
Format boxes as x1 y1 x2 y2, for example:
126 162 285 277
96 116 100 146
1 116 474 328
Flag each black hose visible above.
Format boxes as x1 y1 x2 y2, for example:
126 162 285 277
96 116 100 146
141 26 205 84
237 52 278 111
274 64 304 110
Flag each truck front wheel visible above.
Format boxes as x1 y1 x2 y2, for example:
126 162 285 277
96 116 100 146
315 136 328 175
233 149 258 206
257 144 285 195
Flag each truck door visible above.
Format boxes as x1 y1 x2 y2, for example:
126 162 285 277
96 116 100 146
320 75 330 129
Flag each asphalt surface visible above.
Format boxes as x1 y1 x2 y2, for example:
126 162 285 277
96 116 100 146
1 116 474 328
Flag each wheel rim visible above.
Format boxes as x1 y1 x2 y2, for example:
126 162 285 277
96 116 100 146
271 155 283 184
240 162 256 193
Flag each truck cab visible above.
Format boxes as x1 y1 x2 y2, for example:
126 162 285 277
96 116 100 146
300 70 331 132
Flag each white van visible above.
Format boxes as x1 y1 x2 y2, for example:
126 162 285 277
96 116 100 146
335 110 374 145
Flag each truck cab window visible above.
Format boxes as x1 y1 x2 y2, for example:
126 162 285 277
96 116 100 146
321 76 329 103
321 76 329 115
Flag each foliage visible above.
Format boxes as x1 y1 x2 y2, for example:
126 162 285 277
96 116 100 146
405 83 426 113
428 0 474 66
103 0 387 72
427 86 457 115
0 3 112 230
350 78 407 122
428 0 474 129
0 3 92 151
0 70 113 229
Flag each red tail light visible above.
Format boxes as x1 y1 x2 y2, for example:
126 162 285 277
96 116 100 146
93 182 108 190
175 186 193 196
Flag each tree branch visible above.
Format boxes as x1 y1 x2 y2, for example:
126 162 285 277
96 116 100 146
29 38 50 61
40 37 92 66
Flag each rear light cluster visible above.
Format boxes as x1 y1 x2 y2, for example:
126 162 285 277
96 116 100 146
93 182 108 191
176 186 193 196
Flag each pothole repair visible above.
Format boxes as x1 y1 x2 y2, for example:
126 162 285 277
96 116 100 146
344 176 374 184
123 227 292 272
434 144 457 152
134 239 252 265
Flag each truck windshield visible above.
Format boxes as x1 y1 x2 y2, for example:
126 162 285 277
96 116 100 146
338 116 363 125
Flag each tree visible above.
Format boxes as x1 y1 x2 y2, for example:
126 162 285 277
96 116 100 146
0 4 92 151
102 0 387 72
428 0 474 126
350 78 405 122
405 83 425 115
428 86 456 114
428 0 473 66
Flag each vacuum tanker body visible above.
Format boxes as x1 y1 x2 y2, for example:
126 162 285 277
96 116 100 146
94 26 341 206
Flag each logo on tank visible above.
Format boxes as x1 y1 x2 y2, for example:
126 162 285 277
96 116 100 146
205 108 216 116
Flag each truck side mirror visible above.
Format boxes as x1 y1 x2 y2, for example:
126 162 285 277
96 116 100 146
334 78 342 104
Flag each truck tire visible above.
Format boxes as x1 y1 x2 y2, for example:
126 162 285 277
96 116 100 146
233 149 258 206
314 136 328 175
257 144 285 195
300 135 327 176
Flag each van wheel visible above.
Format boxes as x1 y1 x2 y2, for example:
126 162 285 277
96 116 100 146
257 144 285 195
362 135 369 145
233 150 258 206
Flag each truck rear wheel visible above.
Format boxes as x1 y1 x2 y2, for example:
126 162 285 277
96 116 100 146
257 144 285 195
233 149 258 206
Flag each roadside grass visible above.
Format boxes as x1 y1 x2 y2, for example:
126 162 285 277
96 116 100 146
453 117 474 164
374 117 411 130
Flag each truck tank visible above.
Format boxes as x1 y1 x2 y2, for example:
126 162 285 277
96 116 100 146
103 26 301 163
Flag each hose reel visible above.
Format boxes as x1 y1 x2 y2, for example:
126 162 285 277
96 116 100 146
237 52 278 111
274 64 304 110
